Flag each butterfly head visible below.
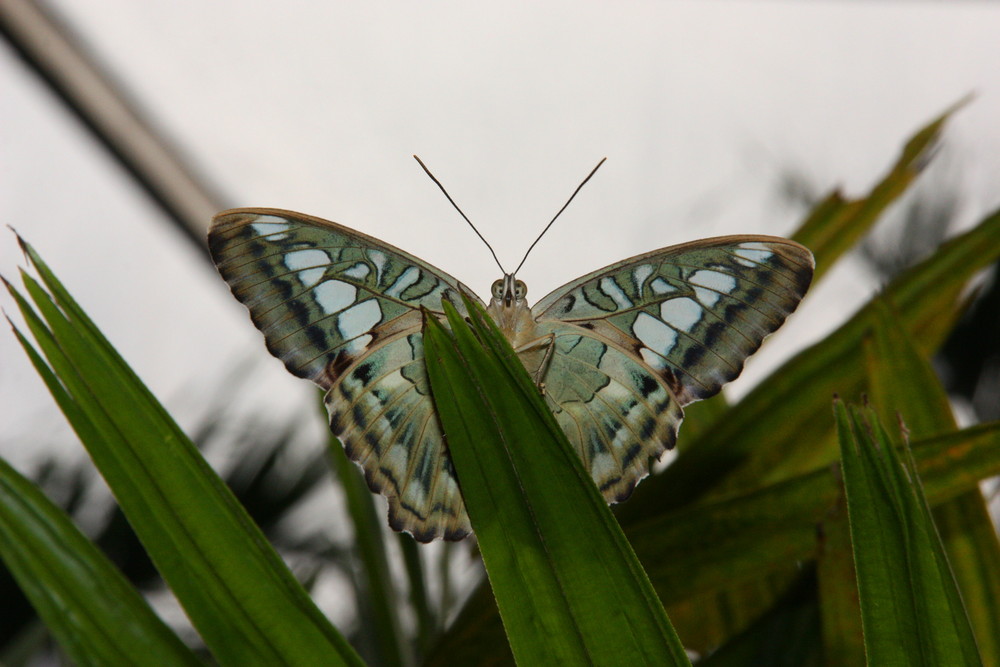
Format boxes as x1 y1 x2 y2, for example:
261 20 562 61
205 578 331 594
491 274 527 308
487 274 534 338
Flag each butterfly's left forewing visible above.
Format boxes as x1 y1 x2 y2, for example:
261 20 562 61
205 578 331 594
209 208 477 541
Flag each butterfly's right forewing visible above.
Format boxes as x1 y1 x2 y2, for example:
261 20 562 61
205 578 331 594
209 208 474 541
534 236 814 406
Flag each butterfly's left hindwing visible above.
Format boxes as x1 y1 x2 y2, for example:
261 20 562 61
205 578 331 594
209 208 476 541
327 333 469 541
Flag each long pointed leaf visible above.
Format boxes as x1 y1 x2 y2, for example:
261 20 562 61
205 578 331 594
0 454 200 667
6 240 364 666
424 298 688 666
836 401 982 665
793 98 966 283
865 298 1000 663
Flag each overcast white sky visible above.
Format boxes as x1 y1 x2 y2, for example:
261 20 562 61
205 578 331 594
2 2 999 471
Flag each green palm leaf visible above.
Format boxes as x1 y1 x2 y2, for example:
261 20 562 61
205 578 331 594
4 238 363 667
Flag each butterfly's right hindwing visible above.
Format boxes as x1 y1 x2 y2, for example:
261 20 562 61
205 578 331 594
209 208 474 540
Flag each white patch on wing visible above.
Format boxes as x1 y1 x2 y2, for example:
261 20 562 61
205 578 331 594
253 214 291 224
632 265 654 297
385 266 421 298
345 333 373 354
402 484 427 511
368 250 387 284
314 280 357 315
338 299 382 340
693 286 718 308
660 297 702 332
640 347 666 369
284 249 331 288
633 311 678 356
650 277 677 295
691 269 737 294
250 218 291 240
344 262 371 279
733 243 774 267
690 269 737 308
599 277 633 309
383 442 411 478
591 451 617 480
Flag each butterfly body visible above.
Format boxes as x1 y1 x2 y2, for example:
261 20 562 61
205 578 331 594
209 208 813 541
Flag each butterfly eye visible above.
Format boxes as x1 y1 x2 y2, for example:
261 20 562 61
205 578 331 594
514 280 527 299
491 279 504 299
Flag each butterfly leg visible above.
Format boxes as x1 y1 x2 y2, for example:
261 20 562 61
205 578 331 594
514 333 556 392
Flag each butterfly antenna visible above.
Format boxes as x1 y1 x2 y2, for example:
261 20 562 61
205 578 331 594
413 155 506 274
513 157 606 275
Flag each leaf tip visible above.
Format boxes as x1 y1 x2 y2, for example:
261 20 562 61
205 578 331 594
8 225 29 256
947 90 976 115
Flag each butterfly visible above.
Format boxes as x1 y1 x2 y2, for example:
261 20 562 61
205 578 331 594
208 169 813 542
